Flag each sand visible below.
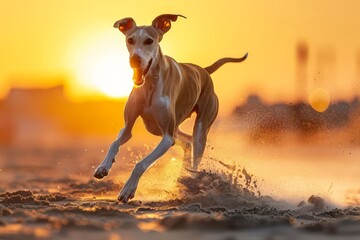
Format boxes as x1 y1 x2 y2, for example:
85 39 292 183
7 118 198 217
1 146 360 240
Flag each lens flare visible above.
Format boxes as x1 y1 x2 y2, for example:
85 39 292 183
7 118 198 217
308 88 331 112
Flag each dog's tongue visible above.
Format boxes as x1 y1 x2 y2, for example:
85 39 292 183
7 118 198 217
132 68 144 86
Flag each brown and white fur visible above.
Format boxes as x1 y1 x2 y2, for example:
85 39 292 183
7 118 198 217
93 14 248 203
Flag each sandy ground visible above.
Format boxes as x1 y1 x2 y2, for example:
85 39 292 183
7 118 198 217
0 145 360 240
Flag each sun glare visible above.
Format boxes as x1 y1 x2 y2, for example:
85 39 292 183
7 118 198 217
86 52 132 98
71 30 133 99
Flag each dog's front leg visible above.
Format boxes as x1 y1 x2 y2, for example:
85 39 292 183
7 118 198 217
93 127 132 179
94 93 140 179
118 134 174 203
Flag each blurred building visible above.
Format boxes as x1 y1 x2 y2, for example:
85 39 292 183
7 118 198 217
315 47 336 89
0 84 127 147
296 41 309 101
233 94 360 144
356 50 360 96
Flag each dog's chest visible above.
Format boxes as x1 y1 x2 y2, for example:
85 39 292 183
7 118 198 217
139 90 167 136
140 107 162 136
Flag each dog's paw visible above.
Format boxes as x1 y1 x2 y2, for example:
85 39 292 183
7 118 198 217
118 180 138 203
93 166 109 179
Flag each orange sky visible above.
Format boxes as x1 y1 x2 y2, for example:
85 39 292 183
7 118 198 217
1 0 360 114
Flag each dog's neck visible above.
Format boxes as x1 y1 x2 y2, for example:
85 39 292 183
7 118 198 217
143 47 165 86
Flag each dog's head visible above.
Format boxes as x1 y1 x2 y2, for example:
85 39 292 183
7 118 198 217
114 14 186 87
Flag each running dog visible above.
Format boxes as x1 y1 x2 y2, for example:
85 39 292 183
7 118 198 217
93 14 248 203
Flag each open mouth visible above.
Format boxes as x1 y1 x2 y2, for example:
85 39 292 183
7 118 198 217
132 59 153 87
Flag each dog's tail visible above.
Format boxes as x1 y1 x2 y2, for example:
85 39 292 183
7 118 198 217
204 52 248 75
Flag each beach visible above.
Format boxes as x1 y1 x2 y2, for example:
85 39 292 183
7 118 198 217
1 143 359 240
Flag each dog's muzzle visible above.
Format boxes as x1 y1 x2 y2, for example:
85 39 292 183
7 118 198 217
130 56 153 87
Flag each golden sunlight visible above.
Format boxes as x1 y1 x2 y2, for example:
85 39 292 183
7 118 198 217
80 52 132 98
70 31 133 99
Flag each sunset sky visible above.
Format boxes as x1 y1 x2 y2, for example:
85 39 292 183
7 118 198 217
1 0 360 114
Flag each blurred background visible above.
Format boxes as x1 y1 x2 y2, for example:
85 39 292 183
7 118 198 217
0 0 359 206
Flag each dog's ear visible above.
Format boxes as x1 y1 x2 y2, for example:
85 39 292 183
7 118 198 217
152 14 186 35
114 18 136 35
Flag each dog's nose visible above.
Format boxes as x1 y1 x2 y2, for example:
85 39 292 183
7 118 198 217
130 54 142 68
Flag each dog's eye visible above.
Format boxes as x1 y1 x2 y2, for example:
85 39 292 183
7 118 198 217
144 38 154 45
127 38 135 45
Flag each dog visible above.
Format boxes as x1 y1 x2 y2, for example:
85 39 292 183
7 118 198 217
93 14 248 203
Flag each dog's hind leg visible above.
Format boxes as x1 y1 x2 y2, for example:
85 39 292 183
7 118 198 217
192 94 219 171
175 128 192 169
